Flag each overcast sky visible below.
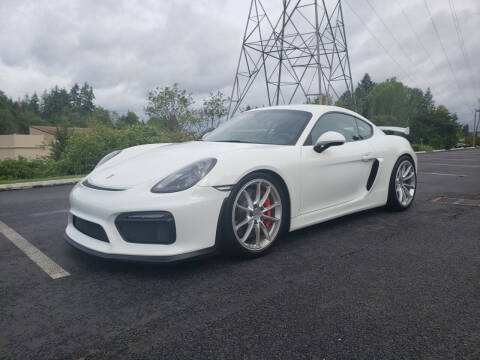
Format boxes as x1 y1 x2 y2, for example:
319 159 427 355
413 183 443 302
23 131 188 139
0 0 479 125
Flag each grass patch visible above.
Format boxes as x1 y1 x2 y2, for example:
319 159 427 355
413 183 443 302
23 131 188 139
0 174 84 185
412 144 435 152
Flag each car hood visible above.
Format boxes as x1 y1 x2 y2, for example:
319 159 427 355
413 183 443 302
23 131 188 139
87 141 268 189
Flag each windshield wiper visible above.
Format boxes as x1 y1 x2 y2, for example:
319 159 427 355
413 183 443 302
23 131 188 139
214 140 254 143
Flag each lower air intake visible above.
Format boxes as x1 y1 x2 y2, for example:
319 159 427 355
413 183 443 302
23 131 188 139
115 212 176 244
73 216 109 243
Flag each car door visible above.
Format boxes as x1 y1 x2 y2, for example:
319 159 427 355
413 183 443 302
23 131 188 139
300 112 376 214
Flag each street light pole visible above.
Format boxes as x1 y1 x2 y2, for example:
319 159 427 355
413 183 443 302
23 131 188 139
473 99 480 148
474 110 476 148
474 109 479 148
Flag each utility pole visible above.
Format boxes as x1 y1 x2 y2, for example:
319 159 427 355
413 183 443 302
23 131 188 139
227 0 355 118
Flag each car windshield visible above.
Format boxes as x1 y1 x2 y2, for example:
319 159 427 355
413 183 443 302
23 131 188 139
203 109 312 145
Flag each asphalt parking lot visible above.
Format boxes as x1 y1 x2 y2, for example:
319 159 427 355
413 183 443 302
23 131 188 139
1 149 479 359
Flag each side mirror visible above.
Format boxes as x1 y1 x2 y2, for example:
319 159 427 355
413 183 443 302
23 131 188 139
314 131 346 153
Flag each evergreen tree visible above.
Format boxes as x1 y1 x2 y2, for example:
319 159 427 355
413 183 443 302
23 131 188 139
422 88 435 111
69 83 81 110
79 82 95 113
30 93 40 114
20 94 31 110
358 73 375 94
355 73 376 117
0 91 17 134
41 86 70 120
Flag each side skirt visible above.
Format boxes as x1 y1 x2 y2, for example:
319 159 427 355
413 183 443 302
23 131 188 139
290 195 386 232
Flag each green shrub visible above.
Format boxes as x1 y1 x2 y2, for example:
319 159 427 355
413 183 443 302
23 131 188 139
411 144 435 152
56 124 194 175
0 124 194 181
0 156 56 180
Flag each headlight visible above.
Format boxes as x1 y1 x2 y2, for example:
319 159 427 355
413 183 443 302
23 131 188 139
151 158 217 193
95 150 121 169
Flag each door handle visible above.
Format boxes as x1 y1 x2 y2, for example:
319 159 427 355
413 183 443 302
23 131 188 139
361 153 376 162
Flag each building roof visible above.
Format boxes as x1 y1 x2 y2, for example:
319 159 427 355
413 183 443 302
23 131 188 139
29 126 91 135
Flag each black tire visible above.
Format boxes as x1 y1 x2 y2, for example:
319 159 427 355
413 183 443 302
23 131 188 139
221 171 288 258
386 155 417 211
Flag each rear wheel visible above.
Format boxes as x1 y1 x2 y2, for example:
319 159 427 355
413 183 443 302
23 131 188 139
386 155 417 211
222 172 287 258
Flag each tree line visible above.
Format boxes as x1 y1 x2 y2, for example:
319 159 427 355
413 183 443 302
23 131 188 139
336 74 469 149
0 75 470 150
0 83 229 180
0 82 145 134
0 75 473 181
0 82 228 137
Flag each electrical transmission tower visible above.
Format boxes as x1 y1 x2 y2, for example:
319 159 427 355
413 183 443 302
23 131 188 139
228 0 355 118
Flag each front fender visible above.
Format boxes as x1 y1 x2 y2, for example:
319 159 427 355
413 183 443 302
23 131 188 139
198 145 302 218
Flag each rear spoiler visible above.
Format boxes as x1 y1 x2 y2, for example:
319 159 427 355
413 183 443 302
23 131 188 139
378 126 410 135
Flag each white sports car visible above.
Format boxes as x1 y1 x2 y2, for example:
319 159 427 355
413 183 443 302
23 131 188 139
64 105 417 262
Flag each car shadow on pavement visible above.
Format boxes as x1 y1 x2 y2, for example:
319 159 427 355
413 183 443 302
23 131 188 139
63 206 398 278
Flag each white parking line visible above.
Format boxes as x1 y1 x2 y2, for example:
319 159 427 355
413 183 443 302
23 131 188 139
30 209 68 217
431 196 480 207
420 172 467 177
0 220 70 279
419 158 480 162
421 163 480 168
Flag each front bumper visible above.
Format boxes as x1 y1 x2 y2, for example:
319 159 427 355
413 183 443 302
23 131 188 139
64 181 228 261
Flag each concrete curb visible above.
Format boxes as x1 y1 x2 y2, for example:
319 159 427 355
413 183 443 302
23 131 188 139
0 177 83 191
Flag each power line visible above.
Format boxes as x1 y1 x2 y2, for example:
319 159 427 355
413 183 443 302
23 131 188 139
343 0 415 84
393 0 442 87
363 0 431 89
422 0 466 99
447 0 479 95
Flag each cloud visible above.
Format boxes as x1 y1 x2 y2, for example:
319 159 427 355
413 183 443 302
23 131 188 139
0 0 478 125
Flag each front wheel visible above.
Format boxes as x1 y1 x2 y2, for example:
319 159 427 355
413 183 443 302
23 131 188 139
222 172 287 258
386 155 417 211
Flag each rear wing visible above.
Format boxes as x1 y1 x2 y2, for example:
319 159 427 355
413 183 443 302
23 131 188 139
378 126 410 135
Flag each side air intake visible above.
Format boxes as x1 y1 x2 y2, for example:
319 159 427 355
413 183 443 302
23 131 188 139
366 159 380 191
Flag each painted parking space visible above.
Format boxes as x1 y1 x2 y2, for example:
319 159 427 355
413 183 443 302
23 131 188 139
0 219 69 279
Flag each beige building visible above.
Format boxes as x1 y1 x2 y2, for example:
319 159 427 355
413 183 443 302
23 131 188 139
29 126 58 145
0 126 90 160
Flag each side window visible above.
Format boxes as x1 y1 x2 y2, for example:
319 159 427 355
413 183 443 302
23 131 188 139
306 112 359 145
355 118 373 139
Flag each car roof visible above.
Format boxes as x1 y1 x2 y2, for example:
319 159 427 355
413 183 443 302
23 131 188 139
250 104 373 125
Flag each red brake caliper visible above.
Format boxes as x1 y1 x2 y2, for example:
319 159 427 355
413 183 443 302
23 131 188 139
264 195 272 229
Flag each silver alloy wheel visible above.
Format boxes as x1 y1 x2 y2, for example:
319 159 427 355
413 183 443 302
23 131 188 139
232 179 282 251
395 160 416 207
